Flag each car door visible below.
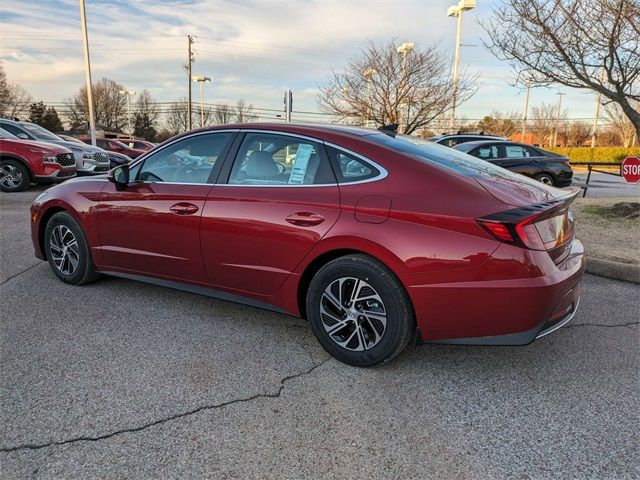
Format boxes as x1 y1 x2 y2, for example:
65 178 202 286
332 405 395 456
200 131 341 296
97 131 237 282
496 143 538 178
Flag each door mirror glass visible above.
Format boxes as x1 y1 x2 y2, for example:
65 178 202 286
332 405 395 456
108 164 130 191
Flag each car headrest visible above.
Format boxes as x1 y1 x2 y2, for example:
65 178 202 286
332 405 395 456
245 150 278 179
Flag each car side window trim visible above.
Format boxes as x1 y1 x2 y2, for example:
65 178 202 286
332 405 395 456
126 130 240 185
323 142 388 186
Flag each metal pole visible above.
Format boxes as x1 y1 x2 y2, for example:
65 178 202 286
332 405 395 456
521 79 531 142
200 81 204 127
590 67 605 148
187 35 193 131
449 10 464 132
79 0 96 146
553 93 564 147
126 93 131 136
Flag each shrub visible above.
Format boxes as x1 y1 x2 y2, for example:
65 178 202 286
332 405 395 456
546 147 640 164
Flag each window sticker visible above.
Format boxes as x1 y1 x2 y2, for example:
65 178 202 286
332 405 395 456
288 144 314 184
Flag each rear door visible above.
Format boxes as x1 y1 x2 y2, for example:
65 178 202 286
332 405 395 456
496 143 539 178
200 131 340 296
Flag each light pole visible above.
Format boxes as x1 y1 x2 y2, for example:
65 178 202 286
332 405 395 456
447 0 476 132
119 90 136 136
397 42 414 133
191 75 212 127
521 78 531 142
553 92 565 147
363 68 377 127
78 0 96 146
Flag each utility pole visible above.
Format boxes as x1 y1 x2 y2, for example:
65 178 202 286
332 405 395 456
363 68 377 128
591 67 605 148
78 0 96 146
397 42 414 133
447 0 476 133
186 35 195 130
284 89 292 122
521 79 531 142
553 92 565 147
119 90 135 136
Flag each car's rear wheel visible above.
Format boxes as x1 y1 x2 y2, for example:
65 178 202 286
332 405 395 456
44 212 100 285
306 254 415 367
534 173 555 186
0 160 30 192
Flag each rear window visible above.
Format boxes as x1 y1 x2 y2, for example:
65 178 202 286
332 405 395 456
366 133 517 179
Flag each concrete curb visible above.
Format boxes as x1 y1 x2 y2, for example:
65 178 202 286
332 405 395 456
586 257 640 284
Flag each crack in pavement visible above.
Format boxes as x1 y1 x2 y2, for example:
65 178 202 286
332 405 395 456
0 261 45 286
564 321 639 329
0 358 331 454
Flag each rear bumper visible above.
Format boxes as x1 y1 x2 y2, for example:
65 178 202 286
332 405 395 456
405 239 586 344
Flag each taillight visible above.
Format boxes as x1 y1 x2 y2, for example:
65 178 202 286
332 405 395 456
478 197 577 252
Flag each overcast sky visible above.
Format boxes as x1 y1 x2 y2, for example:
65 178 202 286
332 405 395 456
1 0 599 123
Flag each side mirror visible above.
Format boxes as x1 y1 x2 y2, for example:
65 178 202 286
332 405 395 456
17 133 29 140
108 164 130 191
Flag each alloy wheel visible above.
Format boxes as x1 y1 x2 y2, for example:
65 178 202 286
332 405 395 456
538 175 553 185
320 277 387 351
49 225 80 275
0 164 23 190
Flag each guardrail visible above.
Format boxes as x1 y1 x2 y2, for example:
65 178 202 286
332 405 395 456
571 162 621 197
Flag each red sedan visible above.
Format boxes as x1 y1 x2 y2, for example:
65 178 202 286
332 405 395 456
30 124 584 366
80 137 146 159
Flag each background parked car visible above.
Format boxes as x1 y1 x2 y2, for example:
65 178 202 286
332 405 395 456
118 139 155 151
0 127 76 192
428 132 507 147
80 137 145 159
0 119 110 175
454 140 573 187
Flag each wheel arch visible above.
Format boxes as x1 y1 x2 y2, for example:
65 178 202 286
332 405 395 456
0 154 34 181
37 204 84 260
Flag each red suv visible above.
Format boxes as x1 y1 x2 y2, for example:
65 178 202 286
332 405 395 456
1 128 76 192
80 137 146 159
30 124 584 366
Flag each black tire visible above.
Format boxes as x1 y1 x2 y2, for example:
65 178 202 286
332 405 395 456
534 173 555 186
306 254 415 367
0 159 31 192
44 211 100 285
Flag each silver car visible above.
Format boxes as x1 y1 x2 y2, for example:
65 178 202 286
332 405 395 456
0 119 110 175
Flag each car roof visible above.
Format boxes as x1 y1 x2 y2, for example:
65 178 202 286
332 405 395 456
453 140 535 152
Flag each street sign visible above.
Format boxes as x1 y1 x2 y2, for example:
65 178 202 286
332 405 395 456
621 157 640 184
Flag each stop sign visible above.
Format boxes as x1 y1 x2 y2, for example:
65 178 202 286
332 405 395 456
621 157 640 183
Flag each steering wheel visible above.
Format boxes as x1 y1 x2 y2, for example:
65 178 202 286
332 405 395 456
140 171 163 182
172 165 194 182
275 162 286 174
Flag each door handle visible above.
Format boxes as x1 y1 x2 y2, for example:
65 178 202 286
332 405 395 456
169 202 199 215
285 212 325 227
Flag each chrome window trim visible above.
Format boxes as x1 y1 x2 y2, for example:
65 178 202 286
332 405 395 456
323 141 388 186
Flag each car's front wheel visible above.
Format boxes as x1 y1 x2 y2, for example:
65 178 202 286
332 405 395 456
306 254 415 367
0 160 30 192
44 212 100 285
534 173 555 186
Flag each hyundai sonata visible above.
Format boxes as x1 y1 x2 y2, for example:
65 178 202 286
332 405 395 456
30 124 584 366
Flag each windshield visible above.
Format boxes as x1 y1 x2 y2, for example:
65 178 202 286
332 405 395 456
20 122 62 141
0 127 19 139
366 133 520 179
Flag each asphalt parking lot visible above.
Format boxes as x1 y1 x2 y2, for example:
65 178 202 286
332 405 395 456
1 188 638 479
572 171 640 197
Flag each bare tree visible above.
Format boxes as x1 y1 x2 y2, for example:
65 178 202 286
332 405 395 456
530 102 567 146
477 110 521 137
0 62 32 119
213 103 235 124
133 90 160 140
559 121 591 146
65 78 128 130
482 0 640 141
234 99 256 123
318 40 478 134
602 101 638 147
165 97 191 134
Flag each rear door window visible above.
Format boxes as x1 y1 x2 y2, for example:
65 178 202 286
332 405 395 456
503 145 531 158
